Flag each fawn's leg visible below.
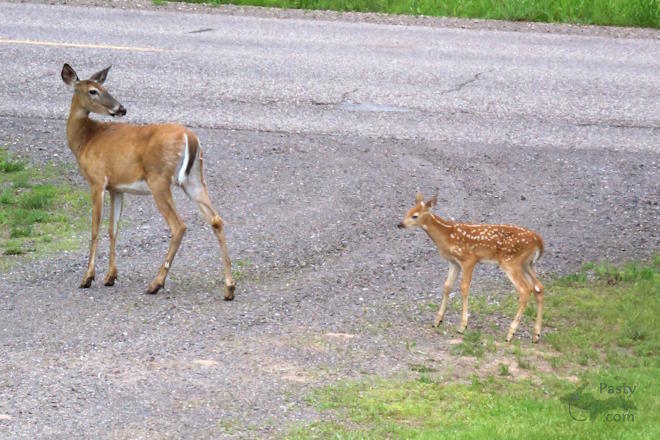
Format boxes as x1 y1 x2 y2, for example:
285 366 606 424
434 261 460 326
525 264 544 343
103 192 123 286
458 261 475 333
504 266 532 342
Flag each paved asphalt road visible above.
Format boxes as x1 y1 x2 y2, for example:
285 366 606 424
0 1 658 438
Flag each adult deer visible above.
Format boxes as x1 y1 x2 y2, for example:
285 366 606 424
61 64 235 299
398 193 544 342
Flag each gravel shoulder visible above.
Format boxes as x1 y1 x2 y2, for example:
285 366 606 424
1 116 658 438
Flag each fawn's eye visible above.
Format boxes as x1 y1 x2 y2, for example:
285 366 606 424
412 214 419 219
89 89 98 96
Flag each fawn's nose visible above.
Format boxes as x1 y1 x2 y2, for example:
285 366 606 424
397 222 404 229
117 105 127 116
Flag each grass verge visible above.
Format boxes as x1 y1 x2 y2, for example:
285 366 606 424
166 0 660 29
287 256 660 439
0 148 89 268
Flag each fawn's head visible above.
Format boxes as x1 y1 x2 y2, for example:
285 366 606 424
398 193 437 229
61 64 126 117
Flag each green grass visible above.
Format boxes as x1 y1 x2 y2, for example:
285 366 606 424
288 257 660 439
0 148 89 265
165 0 660 29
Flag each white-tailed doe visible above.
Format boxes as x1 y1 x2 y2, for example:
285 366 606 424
61 64 235 298
398 193 544 342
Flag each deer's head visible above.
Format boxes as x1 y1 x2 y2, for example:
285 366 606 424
398 192 437 229
61 64 126 117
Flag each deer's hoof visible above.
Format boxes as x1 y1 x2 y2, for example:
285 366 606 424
103 273 117 287
79 274 94 288
224 284 236 301
433 319 442 328
532 334 540 343
146 282 164 295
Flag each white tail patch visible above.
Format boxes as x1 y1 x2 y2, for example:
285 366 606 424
177 134 190 186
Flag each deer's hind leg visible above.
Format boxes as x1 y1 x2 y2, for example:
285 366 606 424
181 148 235 300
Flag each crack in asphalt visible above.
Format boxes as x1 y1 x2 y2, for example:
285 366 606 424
440 70 488 95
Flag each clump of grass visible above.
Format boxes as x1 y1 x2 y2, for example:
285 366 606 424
0 154 25 173
0 148 89 265
451 329 485 358
517 356 532 370
498 363 510 376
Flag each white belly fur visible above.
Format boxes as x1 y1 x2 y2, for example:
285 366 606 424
114 180 152 195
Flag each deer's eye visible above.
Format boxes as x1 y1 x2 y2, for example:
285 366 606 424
412 214 419 219
89 89 98 96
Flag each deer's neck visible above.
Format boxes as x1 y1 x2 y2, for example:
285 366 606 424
66 98 97 158
421 213 454 250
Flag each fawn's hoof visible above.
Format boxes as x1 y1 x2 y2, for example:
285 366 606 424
224 283 236 301
457 327 466 335
532 334 540 344
146 282 164 295
433 319 442 328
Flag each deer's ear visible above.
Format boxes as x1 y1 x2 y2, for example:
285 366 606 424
61 63 79 86
426 195 437 208
89 65 111 84
415 192 424 204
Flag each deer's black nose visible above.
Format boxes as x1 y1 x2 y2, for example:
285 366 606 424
397 222 404 229
117 105 127 116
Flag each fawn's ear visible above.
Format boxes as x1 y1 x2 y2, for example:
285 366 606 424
61 63 79 86
415 192 424 204
426 195 437 209
89 65 111 84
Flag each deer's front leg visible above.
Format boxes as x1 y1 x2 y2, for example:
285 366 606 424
457 262 475 334
103 192 123 286
434 261 460 327
81 187 104 288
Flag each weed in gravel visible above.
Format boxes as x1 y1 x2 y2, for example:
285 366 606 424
498 363 510 376
231 258 254 282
